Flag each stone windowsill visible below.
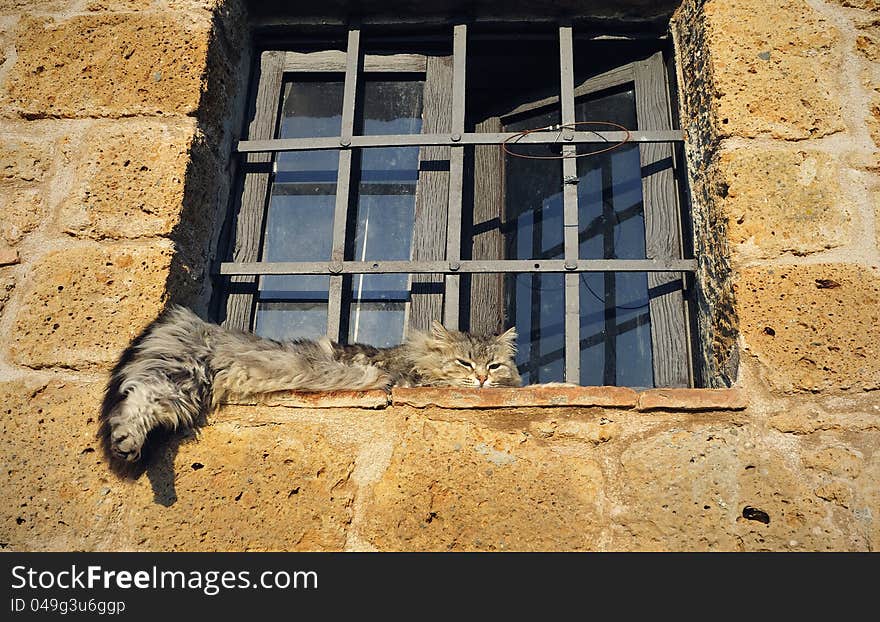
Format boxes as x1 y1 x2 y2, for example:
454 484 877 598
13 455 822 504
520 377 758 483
224 386 748 412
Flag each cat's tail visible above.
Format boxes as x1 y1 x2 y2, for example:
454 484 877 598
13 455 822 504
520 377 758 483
101 305 214 463
210 335 392 405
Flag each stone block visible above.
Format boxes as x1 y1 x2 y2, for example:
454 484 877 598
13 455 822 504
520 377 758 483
1 189 46 245
769 403 880 435
360 415 604 551
0 135 51 182
9 244 172 369
855 20 880 62
0 1 72 13
4 15 210 118
0 380 125 551
614 424 872 550
122 418 359 551
702 0 845 139
84 1 159 10
875 192 880 247
716 148 853 258
58 120 199 239
83 1 226 12
735 264 880 392
827 0 880 11
0 268 13 315
803 446 864 478
867 82 880 148
1 382 358 551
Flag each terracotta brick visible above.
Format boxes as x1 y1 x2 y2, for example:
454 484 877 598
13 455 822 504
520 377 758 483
0 246 19 265
637 388 748 412
392 385 639 409
226 389 389 409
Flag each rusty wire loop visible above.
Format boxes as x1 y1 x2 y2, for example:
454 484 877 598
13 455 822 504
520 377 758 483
500 120 632 160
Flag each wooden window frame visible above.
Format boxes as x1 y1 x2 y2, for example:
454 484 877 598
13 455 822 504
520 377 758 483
217 23 695 387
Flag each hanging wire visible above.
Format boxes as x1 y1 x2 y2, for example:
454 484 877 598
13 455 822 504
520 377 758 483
501 120 632 160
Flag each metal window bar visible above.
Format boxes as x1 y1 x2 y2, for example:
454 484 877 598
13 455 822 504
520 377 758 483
444 23 468 330
221 258 697 275
235 130 683 153
325 27 361 341
559 23 580 383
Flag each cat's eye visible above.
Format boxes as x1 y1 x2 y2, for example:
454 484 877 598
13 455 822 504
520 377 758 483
487 362 502 371
456 358 474 369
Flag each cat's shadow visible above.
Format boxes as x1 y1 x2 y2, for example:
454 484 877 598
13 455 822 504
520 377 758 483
100 427 190 507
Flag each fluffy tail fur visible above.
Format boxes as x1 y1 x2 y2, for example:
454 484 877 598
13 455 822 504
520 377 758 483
102 306 390 463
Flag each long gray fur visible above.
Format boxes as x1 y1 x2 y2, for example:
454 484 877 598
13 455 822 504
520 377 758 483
102 305 521 463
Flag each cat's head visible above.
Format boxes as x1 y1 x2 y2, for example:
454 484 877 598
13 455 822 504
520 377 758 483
406 321 522 388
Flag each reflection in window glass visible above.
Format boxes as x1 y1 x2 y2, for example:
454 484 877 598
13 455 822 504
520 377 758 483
503 108 564 385
576 87 653 387
255 77 344 340
346 78 424 347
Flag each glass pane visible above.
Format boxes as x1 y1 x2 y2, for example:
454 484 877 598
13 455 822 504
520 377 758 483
575 87 654 387
579 272 653 388
466 35 559 132
255 77 344 340
346 78 423 347
503 107 565 384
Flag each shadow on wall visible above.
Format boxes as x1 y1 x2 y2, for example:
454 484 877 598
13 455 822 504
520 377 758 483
98 0 251 506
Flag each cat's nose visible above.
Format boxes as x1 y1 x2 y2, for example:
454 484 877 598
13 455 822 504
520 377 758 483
476 373 488 386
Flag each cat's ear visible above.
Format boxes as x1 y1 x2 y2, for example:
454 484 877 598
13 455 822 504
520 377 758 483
431 320 452 340
497 326 518 350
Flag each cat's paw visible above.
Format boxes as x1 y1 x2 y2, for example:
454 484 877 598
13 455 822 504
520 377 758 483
365 369 394 392
376 371 395 392
110 425 145 462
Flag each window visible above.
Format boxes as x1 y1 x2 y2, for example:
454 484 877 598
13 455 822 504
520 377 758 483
217 24 697 388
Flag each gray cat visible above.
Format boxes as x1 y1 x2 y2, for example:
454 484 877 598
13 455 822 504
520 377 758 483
102 305 521 463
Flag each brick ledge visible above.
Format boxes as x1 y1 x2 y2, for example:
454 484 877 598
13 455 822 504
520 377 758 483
223 386 747 412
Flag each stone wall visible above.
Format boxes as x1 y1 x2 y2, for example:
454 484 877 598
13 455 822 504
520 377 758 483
1 0 878 551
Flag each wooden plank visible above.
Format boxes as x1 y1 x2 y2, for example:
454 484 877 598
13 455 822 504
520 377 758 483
326 28 360 342
500 64 634 121
223 50 285 331
408 55 453 334
284 50 427 73
634 51 690 388
468 116 505 335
